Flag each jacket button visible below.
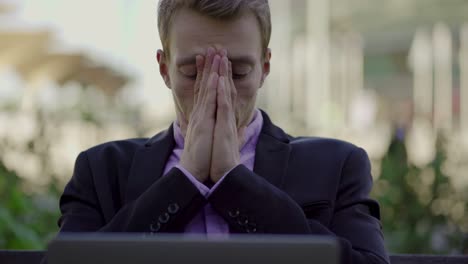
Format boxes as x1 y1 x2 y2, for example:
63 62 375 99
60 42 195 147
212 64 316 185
228 209 240 218
246 223 257 233
168 203 180 214
237 215 249 226
159 212 170 224
150 222 161 232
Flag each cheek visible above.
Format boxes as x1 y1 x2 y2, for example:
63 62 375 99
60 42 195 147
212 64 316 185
235 82 257 94
234 80 259 105
168 67 194 94
171 79 196 113
171 76 195 97
234 69 262 98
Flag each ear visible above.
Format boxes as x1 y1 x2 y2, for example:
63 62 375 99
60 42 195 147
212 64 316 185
260 48 271 88
157 49 171 89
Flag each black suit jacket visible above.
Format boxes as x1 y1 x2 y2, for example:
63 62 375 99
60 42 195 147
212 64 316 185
58 111 389 263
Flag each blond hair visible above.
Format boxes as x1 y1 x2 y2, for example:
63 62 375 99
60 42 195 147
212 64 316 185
157 0 271 59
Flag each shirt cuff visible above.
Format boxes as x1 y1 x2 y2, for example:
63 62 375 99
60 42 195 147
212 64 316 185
175 165 210 197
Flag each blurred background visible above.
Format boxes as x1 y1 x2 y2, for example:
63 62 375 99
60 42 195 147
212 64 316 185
0 0 467 254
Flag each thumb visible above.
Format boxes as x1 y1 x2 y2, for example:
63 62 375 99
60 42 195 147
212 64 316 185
194 55 205 103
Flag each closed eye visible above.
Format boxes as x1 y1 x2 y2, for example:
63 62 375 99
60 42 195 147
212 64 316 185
233 73 248 80
184 74 197 80
179 65 197 80
232 64 251 80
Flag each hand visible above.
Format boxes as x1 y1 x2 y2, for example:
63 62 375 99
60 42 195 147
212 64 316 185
210 50 244 182
180 47 220 182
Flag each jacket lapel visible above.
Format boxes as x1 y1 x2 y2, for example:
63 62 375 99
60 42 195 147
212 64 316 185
253 110 292 189
124 125 175 203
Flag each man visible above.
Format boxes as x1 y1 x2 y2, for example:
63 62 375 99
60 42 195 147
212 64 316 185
58 0 389 263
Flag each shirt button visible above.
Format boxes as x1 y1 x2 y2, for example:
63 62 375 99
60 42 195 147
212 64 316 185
159 212 170 224
246 223 257 233
168 203 180 214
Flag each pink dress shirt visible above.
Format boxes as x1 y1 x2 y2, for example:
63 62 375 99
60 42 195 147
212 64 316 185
162 109 263 237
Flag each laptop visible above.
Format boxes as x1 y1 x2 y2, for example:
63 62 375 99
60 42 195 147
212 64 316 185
47 233 339 264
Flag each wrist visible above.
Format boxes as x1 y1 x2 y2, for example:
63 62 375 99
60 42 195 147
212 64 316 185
179 159 207 182
211 162 240 183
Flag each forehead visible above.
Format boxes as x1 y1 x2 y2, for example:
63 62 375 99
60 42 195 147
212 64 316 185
168 7 262 63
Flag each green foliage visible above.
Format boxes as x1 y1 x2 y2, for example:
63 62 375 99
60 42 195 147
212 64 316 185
372 135 467 254
0 161 60 249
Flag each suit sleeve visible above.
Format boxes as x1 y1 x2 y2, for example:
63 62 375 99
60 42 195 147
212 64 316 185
58 151 206 233
208 147 390 264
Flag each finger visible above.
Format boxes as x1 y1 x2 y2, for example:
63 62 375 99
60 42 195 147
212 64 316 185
204 47 215 72
225 78 237 126
228 61 239 126
220 56 228 77
204 72 219 117
218 76 238 143
202 54 220 108
199 47 215 101
217 76 229 120
220 49 228 58
228 61 237 106
210 54 221 76
224 72 232 113
193 55 205 105
220 56 231 112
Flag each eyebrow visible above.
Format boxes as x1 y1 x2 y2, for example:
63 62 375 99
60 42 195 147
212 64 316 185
176 55 256 67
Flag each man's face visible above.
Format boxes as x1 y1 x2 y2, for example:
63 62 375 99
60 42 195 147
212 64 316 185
158 8 270 133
